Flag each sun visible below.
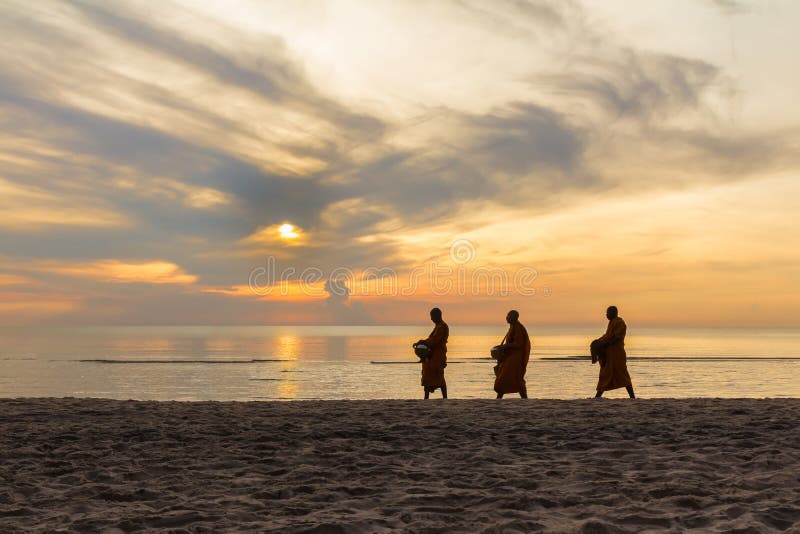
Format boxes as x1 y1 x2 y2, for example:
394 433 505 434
278 223 300 239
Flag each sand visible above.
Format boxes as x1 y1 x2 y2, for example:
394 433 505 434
0 398 798 533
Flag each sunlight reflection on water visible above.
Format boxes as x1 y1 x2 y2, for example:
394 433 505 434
0 326 797 400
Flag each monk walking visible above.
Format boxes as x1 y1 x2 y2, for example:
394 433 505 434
493 310 531 399
415 307 448 399
592 306 635 398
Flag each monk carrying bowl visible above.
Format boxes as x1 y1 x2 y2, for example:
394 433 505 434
490 345 505 360
414 343 432 360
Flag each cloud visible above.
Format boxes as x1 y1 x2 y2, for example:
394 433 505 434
63 0 383 139
0 274 33 286
41 260 198 285
321 277 372 324
111 177 231 210
239 223 309 249
0 292 81 321
204 281 324 302
536 51 722 122
448 0 571 39
708 0 750 15
466 102 587 176
0 177 130 229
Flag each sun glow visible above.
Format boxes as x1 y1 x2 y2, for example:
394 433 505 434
278 223 300 239
238 223 308 249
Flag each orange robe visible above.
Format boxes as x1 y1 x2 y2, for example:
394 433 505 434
493 322 531 395
595 316 632 392
421 322 448 388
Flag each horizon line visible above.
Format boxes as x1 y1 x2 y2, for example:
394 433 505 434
4 323 799 330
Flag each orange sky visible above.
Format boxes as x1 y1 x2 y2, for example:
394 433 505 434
0 0 798 326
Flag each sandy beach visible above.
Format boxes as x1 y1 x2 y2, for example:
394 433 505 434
0 398 798 533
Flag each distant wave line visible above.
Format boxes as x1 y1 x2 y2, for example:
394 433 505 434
372 356 800 364
75 356 800 365
76 359 292 364
537 356 800 362
249 378 303 382
371 361 467 365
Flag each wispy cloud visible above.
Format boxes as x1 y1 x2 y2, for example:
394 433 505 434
40 260 198 285
0 177 130 229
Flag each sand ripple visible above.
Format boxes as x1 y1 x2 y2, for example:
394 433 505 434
0 398 798 532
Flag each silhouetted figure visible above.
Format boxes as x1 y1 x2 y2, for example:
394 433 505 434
493 310 531 399
414 308 448 399
592 306 635 399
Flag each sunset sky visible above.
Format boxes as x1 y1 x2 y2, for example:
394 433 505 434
1 0 798 326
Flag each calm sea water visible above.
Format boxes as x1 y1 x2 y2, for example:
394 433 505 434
0 326 797 400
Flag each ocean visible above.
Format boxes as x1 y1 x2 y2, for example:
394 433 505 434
0 326 797 400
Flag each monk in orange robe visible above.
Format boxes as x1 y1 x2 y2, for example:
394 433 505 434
592 306 635 398
415 307 448 399
493 310 531 399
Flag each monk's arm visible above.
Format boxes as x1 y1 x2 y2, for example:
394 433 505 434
609 321 626 344
597 335 619 347
503 326 523 348
423 325 446 348
595 323 614 345
598 321 624 346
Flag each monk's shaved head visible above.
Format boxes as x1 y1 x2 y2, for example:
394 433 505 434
506 310 519 324
430 307 442 322
606 306 618 320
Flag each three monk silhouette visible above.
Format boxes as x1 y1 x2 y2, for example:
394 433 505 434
414 306 635 399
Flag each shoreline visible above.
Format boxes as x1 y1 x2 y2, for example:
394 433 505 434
1 398 798 532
